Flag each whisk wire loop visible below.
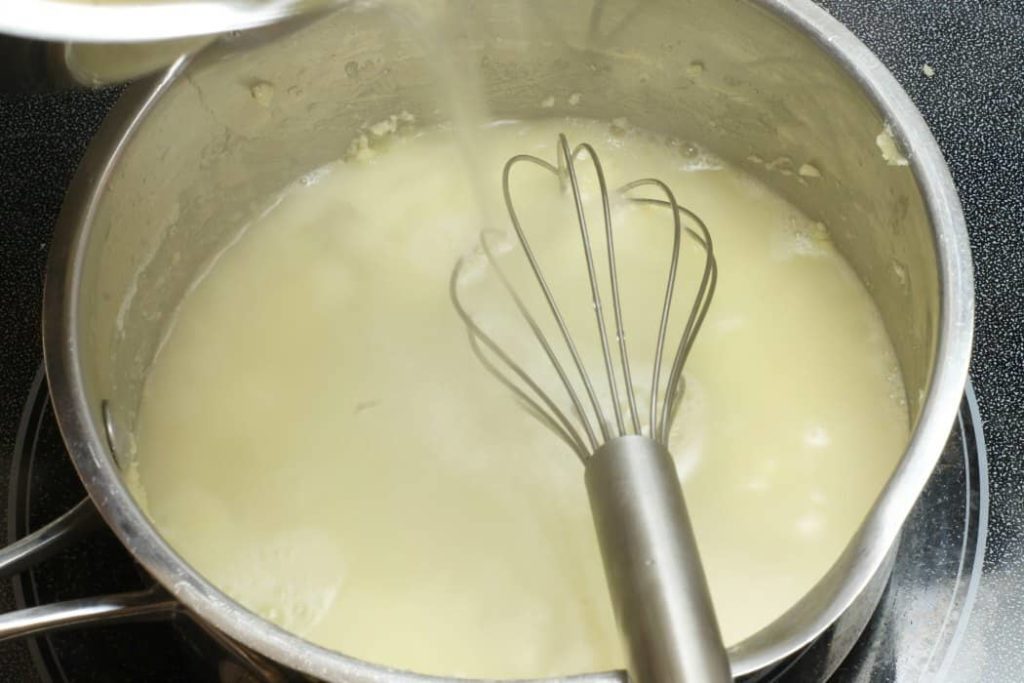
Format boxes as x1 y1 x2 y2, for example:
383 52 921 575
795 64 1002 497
449 262 590 461
572 141 642 437
556 136 629 439
644 202 717 443
618 178 684 442
453 134 717 459
502 145 614 443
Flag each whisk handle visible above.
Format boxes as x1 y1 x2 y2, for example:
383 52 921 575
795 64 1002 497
585 436 731 683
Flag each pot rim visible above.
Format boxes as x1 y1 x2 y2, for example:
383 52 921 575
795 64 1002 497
42 1 974 680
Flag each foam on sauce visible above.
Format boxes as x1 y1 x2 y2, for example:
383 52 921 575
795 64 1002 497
130 117 908 679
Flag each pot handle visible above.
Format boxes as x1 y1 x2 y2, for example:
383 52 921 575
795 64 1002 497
0 495 179 641
0 586 177 641
0 496 291 681
0 498 100 576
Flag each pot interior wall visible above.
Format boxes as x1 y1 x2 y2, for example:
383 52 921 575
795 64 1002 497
74 0 937 651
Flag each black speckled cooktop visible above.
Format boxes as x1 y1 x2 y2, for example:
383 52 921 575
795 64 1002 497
1 2 1022 680
814 2 1024 679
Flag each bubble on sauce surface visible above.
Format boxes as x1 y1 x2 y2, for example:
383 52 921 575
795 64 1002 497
219 527 345 635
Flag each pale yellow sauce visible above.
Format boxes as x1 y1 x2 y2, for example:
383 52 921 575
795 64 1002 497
131 118 908 679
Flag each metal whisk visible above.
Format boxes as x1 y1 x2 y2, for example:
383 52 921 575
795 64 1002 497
451 134 731 683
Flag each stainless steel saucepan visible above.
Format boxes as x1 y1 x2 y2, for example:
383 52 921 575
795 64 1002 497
0 0 973 680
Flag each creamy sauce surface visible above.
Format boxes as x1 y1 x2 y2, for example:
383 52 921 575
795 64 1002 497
132 118 908 679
